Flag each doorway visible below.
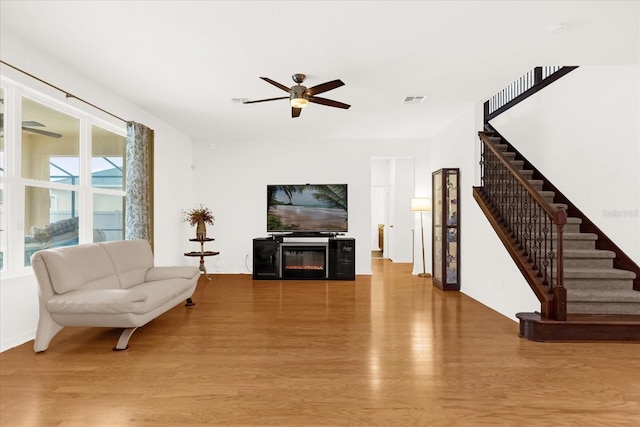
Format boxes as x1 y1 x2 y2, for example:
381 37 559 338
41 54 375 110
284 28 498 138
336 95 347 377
371 157 415 262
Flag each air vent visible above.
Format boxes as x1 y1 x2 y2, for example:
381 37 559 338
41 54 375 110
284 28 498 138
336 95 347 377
403 96 426 105
231 98 250 104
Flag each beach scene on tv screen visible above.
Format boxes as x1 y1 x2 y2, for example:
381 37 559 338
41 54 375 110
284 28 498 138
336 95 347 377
267 185 348 231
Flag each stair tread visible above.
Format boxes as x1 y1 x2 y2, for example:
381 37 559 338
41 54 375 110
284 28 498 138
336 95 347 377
563 232 598 240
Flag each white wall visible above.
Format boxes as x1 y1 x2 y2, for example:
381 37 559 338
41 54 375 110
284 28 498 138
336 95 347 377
0 31 196 352
491 65 640 263
191 138 428 276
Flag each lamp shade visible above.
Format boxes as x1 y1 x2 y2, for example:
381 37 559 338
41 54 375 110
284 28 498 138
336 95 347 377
411 198 431 212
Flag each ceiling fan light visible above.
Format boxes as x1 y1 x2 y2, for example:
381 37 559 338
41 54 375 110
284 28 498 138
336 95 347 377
290 85 309 108
290 97 309 108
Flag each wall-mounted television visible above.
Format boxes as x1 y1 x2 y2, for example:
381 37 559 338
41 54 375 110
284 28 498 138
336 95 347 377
267 184 348 234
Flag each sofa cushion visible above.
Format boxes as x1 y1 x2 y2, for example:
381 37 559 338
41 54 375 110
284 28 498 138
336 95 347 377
42 244 119 294
99 240 154 289
47 289 150 314
131 278 197 304
47 278 195 315
146 266 199 282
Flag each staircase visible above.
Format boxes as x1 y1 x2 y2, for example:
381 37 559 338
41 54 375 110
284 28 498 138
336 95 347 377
474 132 640 341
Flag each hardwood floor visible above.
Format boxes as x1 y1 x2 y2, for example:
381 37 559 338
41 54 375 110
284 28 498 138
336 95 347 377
1 259 638 426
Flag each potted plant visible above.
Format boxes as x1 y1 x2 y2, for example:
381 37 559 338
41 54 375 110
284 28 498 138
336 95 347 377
183 204 215 240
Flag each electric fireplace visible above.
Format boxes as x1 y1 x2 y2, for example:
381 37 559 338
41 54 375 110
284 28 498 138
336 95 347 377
252 237 355 281
280 243 328 279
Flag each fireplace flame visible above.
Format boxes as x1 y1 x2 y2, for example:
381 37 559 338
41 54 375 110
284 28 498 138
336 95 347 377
285 265 324 270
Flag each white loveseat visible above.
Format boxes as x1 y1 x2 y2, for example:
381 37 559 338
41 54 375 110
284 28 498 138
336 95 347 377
31 239 200 352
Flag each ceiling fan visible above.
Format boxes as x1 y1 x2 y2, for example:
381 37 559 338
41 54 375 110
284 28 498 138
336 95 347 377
243 74 350 118
0 113 62 139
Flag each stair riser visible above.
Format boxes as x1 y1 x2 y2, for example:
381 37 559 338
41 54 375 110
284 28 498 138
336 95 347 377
564 279 634 291
488 171 535 180
563 240 596 250
492 194 556 204
506 238 594 250
568 303 640 316
495 206 569 218
564 224 581 233
483 181 544 191
505 221 568 230
564 258 613 269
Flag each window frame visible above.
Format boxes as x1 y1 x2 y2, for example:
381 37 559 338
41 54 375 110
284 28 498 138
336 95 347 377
0 76 127 277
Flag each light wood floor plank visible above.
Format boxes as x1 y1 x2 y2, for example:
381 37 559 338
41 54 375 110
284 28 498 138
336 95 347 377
1 259 638 426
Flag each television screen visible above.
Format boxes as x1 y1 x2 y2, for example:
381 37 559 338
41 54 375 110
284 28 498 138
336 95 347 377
267 184 348 233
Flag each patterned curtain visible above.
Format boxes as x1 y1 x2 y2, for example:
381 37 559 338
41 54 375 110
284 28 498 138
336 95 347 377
125 121 154 246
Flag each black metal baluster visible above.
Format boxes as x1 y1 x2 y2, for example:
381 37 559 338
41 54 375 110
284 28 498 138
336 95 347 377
514 182 522 245
525 193 534 261
541 214 550 285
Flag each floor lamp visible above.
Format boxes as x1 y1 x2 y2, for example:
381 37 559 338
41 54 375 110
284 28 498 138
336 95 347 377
411 198 432 277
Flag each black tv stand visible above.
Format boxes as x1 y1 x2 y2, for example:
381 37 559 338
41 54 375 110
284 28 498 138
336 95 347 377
253 236 355 280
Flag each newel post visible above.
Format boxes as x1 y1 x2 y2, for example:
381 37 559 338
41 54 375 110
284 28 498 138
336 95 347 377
553 207 568 321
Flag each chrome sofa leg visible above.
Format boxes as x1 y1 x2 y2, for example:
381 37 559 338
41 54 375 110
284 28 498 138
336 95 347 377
113 327 138 351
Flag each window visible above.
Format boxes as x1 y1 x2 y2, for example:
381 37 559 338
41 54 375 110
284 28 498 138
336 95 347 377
0 78 126 273
91 124 125 242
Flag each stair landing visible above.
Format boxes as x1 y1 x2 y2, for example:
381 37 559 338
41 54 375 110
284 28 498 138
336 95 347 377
517 312 640 341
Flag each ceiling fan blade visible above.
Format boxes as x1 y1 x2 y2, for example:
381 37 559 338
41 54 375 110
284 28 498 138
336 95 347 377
292 107 302 118
243 96 289 104
22 127 62 138
260 77 291 93
308 96 351 110
308 79 344 96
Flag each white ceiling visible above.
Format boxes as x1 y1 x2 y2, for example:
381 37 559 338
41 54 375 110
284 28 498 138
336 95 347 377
1 1 638 142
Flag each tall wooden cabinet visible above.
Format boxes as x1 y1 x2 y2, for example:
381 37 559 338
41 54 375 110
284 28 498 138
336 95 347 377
432 168 460 291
